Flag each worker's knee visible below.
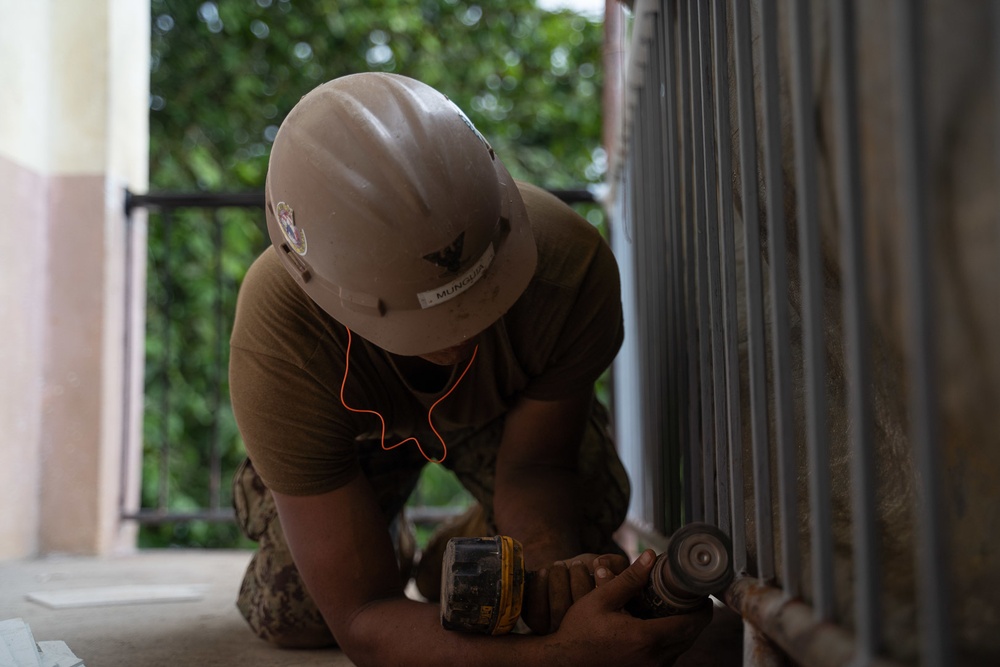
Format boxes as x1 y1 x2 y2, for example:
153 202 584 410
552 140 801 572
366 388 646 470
238 590 337 649
237 552 336 649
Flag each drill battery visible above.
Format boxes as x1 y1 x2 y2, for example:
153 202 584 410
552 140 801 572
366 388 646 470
440 534 526 635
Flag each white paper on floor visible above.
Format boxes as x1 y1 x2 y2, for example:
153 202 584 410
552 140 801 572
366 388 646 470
25 584 209 609
0 618 84 667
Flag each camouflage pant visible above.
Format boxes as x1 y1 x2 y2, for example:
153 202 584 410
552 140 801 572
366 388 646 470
233 399 631 648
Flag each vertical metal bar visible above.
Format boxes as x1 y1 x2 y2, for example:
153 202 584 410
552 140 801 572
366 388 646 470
758 0 800 599
635 75 650 525
209 210 224 512
892 1 952 663
678 0 703 525
644 75 669 532
158 209 174 514
631 83 644 523
830 0 881 655
632 85 655 527
787 0 835 620
619 138 646 517
711 0 747 573
661 1 685 535
645 12 664 533
651 9 680 535
624 122 645 518
119 202 135 518
697 0 731 535
688 0 716 526
645 35 670 534
731 0 774 582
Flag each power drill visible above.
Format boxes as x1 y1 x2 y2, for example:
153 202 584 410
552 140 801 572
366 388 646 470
439 522 734 635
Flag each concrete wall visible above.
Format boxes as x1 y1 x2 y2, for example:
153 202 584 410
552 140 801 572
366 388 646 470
0 0 149 558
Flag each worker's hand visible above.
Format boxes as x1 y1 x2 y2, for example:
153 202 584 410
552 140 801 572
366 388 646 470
521 552 628 635
549 550 712 667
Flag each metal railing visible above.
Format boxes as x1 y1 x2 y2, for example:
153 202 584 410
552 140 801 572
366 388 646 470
121 188 597 534
122 192 267 528
610 0 958 664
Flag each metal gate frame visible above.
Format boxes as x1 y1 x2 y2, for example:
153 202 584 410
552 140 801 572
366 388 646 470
607 1 951 664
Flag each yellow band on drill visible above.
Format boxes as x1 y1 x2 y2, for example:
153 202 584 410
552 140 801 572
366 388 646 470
492 535 524 635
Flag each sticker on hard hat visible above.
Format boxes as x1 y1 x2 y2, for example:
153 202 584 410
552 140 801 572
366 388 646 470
276 201 307 255
417 243 495 309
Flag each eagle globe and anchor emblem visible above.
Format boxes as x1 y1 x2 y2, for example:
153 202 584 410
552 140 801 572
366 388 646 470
276 201 307 255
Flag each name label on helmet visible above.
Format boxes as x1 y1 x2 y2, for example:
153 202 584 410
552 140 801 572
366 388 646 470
417 243 495 309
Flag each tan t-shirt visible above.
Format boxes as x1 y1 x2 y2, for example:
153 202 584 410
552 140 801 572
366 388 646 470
229 182 623 496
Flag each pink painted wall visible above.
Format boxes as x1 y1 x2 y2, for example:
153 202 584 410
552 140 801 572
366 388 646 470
0 1 149 558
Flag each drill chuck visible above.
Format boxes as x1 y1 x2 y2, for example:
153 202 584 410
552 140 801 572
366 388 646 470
630 522 733 618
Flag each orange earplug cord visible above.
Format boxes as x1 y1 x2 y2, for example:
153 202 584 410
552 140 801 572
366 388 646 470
338 327 479 464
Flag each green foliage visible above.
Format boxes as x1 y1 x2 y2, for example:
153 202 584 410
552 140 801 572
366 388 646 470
407 465 474 548
408 463 473 509
149 0 606 190
138 521 256 550
140 207 266 548
143 0 606 547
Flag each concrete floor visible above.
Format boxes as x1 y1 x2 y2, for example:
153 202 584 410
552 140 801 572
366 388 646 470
0 550 743 666
0 550 352 667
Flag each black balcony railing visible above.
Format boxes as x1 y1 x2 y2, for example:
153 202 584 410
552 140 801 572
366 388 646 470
121 193 267 535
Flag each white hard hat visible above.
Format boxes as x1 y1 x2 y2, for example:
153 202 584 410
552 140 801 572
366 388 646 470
265 72 537 355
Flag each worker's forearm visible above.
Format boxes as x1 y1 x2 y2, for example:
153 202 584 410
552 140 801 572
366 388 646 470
494 464 583 569
342 596 564 667
340 549 710 667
